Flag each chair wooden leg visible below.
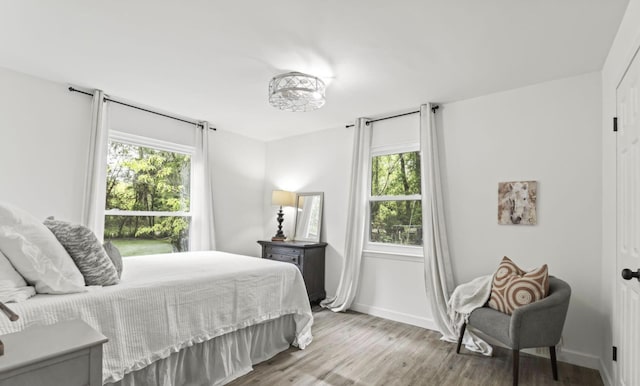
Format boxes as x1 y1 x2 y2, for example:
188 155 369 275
456 322 467 354
512 349 519 386
550 346 558 380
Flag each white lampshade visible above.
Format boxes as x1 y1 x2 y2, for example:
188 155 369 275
272 190 295 207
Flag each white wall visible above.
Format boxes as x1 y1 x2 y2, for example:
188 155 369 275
264 126 353 295
0 67 92 222
601 1 640 384
352 254 433 328
264 71 604 368
212 129 266 257
0 66 265 256
441 72 602 368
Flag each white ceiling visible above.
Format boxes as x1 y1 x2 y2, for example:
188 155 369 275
0 1 629 141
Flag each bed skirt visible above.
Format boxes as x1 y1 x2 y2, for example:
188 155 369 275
106 314 295 386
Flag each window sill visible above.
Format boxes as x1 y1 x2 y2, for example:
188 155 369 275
362 249 424 263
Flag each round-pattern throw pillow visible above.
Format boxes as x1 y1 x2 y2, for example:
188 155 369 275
488 256 548 315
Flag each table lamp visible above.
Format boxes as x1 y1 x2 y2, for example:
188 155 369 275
271 190 295 241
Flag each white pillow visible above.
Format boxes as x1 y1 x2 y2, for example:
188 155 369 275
0 202 86 294
0 249 35 302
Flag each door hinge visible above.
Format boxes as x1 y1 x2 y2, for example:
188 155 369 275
613 117 618 132
613 346 617 361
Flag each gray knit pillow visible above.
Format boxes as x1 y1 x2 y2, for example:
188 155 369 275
103 241 123 279
44 219 119 286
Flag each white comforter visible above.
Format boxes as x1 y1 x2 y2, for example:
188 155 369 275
0 251 314 383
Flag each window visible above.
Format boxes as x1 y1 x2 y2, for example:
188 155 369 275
368 146 423 249
104 132 193 257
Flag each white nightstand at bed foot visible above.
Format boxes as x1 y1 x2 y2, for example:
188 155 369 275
0 320 107 386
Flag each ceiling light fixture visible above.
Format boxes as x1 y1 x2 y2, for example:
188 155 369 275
268 72 326 112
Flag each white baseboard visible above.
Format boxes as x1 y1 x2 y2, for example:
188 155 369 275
350 303 605 376
475 333 601 370
556 347 601 370
488 344 601 371
599 358 613 386
350 302 437 331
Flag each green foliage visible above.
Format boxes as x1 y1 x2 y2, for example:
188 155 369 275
370 151 423 245
104 142 191 252
371 152 421 196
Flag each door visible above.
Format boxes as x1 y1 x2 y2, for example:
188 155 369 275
616 47 640 386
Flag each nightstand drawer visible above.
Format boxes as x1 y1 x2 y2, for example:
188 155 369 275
258 240 327 303
0 320 106 386
267 246 302 256
267 253 299 265
0 350 90 386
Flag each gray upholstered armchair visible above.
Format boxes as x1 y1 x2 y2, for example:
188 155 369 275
456 276 571 386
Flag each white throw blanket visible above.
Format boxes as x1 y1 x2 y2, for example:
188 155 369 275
0 251 313 383
446 274 493 356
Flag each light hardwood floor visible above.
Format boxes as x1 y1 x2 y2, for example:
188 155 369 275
229 308 603 386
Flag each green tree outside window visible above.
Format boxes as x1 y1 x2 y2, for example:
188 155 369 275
104 141 192 256
370 152 423 246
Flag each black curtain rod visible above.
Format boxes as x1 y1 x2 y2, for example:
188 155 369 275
68 87 216 131
345 105 439 128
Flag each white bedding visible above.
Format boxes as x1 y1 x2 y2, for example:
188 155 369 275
0 251 313 383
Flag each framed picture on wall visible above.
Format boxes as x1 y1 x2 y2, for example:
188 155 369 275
498 181 537 225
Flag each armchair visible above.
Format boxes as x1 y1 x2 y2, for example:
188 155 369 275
456 276 571 386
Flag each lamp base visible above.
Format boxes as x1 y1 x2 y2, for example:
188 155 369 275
272 206 287 242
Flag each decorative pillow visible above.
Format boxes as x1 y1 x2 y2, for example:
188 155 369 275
0 202 86 294
44 219 119 286
103 241 123 279
0 250 35 303
488 256 549 315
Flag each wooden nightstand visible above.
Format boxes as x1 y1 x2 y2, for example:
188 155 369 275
258 240 327 303
0 320 107 386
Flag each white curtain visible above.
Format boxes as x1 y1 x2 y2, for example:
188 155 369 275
321 118 370 312
190 121 217 251
82 90 109 240
420 103 458 341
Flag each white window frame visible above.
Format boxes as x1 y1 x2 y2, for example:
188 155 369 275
364 142 423 258
105 131 195 246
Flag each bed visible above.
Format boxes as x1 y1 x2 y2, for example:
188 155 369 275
0 250 314 385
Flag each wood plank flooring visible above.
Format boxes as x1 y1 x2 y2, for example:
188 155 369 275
229 308 603 386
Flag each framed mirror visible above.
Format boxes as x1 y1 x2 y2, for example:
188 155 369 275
293 192 324 243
